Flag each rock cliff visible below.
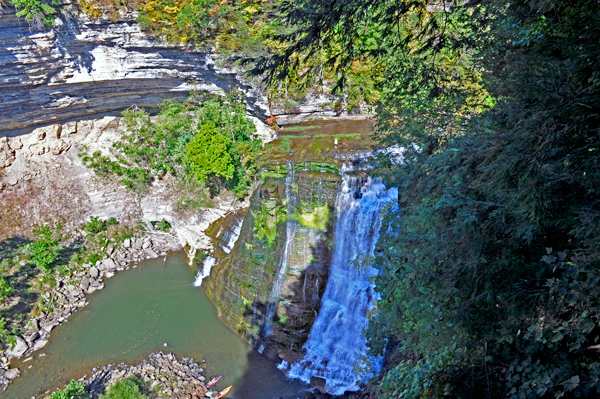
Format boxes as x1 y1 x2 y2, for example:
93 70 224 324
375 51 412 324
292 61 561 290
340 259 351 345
0 3 268 133
202 168 343 362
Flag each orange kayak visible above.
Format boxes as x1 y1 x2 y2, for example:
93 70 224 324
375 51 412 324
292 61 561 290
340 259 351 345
216 385 232 399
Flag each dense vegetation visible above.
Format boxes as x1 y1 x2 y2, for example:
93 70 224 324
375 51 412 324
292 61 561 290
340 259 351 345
261 0 600 398
79 92 261 200
50 376 149 399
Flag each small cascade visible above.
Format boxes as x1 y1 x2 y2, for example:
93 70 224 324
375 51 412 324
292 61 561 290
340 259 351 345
193 256 217 287
288 171 398 395
186 247 197 266
219 216 244 254
264 163 298 335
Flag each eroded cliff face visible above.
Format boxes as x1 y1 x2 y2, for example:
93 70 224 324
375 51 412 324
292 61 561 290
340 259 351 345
0 3 268 133
202 169 342 362
0 116 265 253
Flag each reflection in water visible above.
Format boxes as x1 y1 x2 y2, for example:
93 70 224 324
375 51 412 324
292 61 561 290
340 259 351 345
5 252 306 399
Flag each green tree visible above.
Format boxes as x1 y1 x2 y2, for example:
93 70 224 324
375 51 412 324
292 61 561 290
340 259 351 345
51 379 87 399
258 0 600 398
185 122 235 182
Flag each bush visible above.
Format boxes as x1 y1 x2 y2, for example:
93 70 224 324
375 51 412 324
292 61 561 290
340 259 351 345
154 219 171 232
11 0 58 26
0 277 15 301
106 217 118 226
100 376 147 399
51 379 87 399
30 224 61 274
85 216 105 234
185 122 235 183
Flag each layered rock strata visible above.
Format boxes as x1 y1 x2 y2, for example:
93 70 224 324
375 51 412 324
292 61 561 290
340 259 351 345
203 170 342 362
0 4 268 133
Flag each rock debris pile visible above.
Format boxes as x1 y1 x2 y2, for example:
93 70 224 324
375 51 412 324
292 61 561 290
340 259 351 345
70 351 216 398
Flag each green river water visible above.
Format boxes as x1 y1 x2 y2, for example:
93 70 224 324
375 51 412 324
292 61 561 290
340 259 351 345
5 252 307 399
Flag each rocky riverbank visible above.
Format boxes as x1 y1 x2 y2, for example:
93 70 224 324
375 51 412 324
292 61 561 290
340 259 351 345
48 351 214 399
0 232 183 390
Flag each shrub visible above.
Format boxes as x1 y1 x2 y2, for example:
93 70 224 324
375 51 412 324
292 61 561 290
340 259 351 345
85 216 105 234
51 379 87 399
106 217 118 226
100 376 147 399
30 224 61 274
11 0 58 26
0 277 15 301
155 219 171 232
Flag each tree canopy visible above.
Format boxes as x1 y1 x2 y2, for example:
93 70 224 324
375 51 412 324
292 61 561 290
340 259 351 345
256 0 600 397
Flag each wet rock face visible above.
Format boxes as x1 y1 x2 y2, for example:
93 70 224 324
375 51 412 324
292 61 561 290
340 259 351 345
202 170 341 362
0 5 267 133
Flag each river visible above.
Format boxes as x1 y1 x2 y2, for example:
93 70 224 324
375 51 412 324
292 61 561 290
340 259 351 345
5 252 307 399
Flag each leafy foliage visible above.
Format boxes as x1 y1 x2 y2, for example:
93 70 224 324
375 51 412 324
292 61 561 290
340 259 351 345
100 376 147 399
79 92 261 198
85 216 105 234
0 276 15 301
51 379 87 399
11 0 58 26
186 122 235 182
262 0 600 398
29 224 61 274
154 219 171 232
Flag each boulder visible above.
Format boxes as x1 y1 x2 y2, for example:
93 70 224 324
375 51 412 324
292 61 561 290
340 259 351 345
6 336 28 358
81 278 90 291
142 240 151 249
102 258 117 270
89 266 99 278
89 278 101 287
50 139 71 155
32 340 48 351
3 367 20 380
124 238 131 248
63 121 77 136
40 320 59 333
25 331 40 343
0 137 16 168
310 376 327 393
146 249 159 258
10 137 23 150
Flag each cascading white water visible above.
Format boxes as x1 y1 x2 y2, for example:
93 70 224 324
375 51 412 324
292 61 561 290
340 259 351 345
193 256 217 287
288 172 398 395
194 214 243 287
264 164 298 335
219 217 244 254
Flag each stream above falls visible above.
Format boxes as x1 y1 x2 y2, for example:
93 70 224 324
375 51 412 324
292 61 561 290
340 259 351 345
4 252 307 399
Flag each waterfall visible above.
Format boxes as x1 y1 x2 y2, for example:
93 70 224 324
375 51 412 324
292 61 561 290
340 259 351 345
193 256 217 287
219 216 244 254
264 164 298 335
288 173 398 395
